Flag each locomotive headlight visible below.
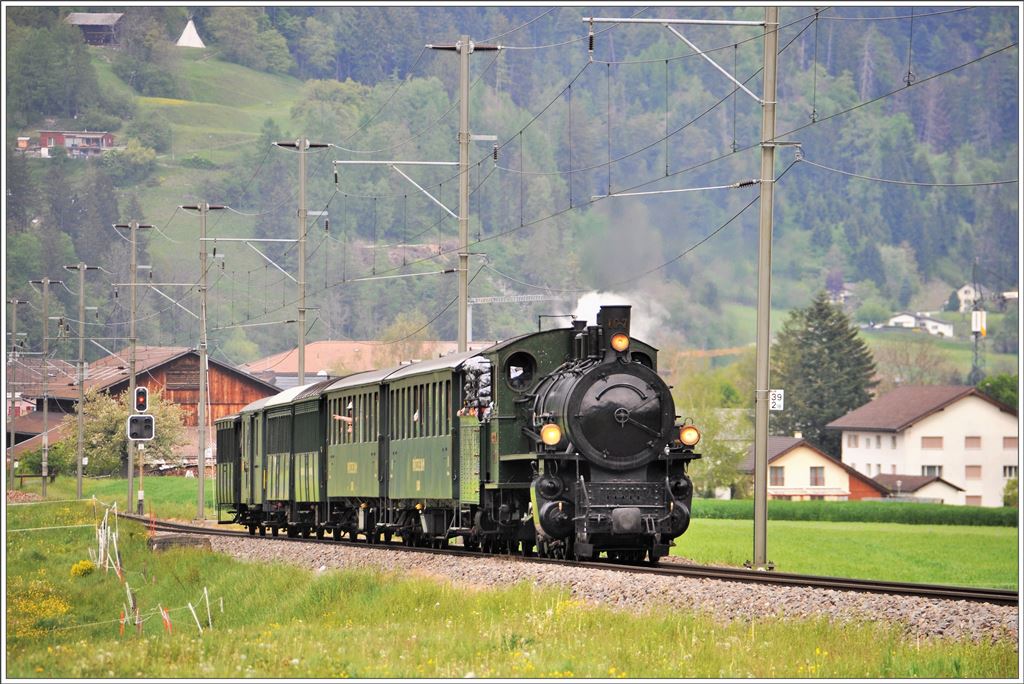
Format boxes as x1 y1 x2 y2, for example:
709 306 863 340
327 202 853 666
610 333 630 352
540 423 562 446
679 425 701 447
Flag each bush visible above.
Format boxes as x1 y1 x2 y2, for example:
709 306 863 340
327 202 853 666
101 139 156 185
97 86 137 119
179 154 217 169
76 108 122 132
70 560 95 578
691 498 1018 527
1004 478 1018 507
111 54 179 98
125 111 172 152
16 441 74 476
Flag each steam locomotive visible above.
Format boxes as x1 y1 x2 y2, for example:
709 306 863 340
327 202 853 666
215 304 701 563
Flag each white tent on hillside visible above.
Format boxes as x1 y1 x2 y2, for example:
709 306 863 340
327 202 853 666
176 18 205 48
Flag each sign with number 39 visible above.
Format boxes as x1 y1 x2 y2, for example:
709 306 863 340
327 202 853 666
769 389 784 411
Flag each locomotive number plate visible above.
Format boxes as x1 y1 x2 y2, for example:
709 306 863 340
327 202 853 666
412 458 426 472
347 462 358 474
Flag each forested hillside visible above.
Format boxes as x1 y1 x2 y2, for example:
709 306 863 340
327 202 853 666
5 6 1018 370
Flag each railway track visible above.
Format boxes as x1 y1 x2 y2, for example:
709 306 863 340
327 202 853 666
121 513 1019 607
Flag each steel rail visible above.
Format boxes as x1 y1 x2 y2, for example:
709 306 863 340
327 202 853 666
119 514 1018 606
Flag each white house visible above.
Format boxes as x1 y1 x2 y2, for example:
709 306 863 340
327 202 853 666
738 436 890 501
874 474 966 505
957 284 987 313
826 386 1019 507
886 312 955 338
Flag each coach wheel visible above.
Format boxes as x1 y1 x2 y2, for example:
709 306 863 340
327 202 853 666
287 526 297 538
271 526 279 537
315 527 324 540
258 526 266 536
301 527 311 538
248 525 256 536
383 531 394 543
333 527 343 541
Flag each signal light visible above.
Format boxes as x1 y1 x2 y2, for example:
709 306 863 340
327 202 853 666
540 423 562 446
679 425 701 447
610 333 630 352
134 386 149 413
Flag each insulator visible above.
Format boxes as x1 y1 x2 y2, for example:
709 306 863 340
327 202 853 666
492 144 498 162
588 19 594 58
114 287 118 299
324 218 330 233
212 247 217 258
334 168 339 185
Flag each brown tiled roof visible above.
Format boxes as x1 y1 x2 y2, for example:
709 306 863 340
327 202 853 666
15 346 277 400
825 386 1017 433
64 12 123 26
740 436 890 495
874 473 965 493
6 423 73 460
5 409 73 436
243 340 496 376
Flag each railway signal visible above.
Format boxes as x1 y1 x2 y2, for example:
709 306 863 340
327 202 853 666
134 386 149 413
127 414 155 441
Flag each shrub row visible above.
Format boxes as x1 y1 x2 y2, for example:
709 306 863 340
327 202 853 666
691 498 1018 527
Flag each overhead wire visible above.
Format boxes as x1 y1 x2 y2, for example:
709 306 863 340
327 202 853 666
480 7 557 43
500 6 649 50
798 157 1018 188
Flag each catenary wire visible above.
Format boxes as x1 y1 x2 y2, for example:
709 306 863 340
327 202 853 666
799 157 1018 188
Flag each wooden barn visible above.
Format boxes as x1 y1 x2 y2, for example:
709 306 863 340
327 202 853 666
18 346 279 427
64 12 123 46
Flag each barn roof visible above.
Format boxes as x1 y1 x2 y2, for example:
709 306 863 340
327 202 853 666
65 13 123 26
15 346 278 400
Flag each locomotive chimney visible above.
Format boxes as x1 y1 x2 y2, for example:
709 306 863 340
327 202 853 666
573 319 588 360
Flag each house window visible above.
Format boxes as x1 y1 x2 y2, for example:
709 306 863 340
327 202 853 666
965 436 981 449
809 466 824 487
876 463 881 475
769 466 784 486
890 435 896 449
847 434 859 448
921 436 943 449
1003 466 1018 478
891 464 897 474
47 136 54 146
865 438 872 449
1004 436 1018 450
965 465 982 480
875 435 881 448
966 495 982 506
921 465 943 477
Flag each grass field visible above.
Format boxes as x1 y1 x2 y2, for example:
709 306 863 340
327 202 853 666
15 476 1020 590
675 519 1019 589
5 497 1018 678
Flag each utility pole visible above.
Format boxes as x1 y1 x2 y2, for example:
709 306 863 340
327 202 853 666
113 220 154 511
64 263 99 499
752 6 779 571
584 8 782 569
273 139 330 384
182 202 225 520
6 299 28 490
429 36 500 352
29 278 63 497
968 258 986 385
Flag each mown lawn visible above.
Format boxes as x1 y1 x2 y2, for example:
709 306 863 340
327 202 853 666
675 518 1019 589
5 498 1018 679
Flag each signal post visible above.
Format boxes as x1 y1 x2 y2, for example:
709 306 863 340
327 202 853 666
127 386 155 514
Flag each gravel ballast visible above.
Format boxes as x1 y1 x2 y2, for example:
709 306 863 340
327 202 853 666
205 536 1018 643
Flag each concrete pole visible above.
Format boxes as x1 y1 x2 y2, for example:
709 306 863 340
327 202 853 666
7 299 27 490
41 278 51 498
752 5 779 571
198 203 209 519
298 138 308 384
457 36 471 353
76 263 86 499
129 221 138 510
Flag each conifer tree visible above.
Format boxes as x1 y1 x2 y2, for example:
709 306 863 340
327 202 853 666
770 292 878 456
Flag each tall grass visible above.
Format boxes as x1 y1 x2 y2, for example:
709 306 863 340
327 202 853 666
5 500 1018 679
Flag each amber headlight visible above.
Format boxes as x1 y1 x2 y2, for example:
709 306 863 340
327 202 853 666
610 333 630 352
679 425 701 447
541 423 562 446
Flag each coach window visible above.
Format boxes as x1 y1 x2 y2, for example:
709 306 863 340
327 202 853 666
505 352 536 391
444 380 451 434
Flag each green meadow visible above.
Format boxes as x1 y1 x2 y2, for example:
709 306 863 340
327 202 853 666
5 492 1018 679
